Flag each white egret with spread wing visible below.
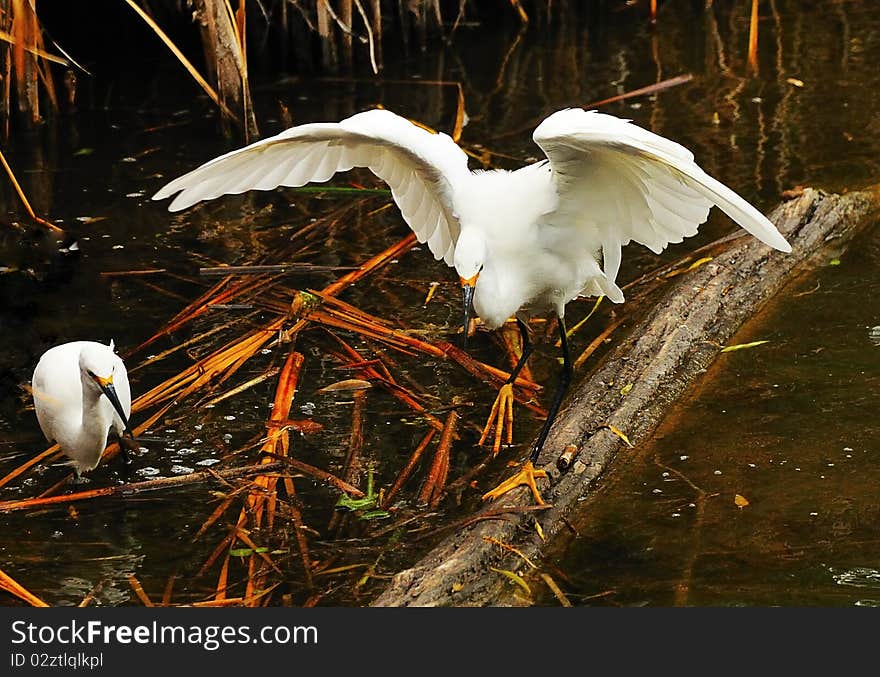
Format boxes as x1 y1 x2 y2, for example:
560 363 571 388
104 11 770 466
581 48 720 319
153 107 791 503
32 340 134 476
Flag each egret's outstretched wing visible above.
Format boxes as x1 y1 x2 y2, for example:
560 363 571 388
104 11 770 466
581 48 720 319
533 108 791 294
153 109 470 266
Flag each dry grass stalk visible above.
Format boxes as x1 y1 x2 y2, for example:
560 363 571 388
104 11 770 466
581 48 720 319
451 81 466 143
133 323 285 410
586 73 694 109
323 232 417 295
0 28 67 65
202 365 281 407
251 351 305 499
344 388 367 484
328 333 446 432
339 0 353 65
508 0 528 25
261 453 364 496
328 385 367 531
539 572 573 607
123 0 238 123
418 407 458 508
0 441 60 491
8 0 57 124
0 461 285 513
236 527 282 574
0 146 62 232
191 493 239 542
573 317 626 371
352 0 377 74
189 596 246 607
382 428 436 508
128 274 269 356
214 548 232 601
748 0 759 73
221 350 304 606
127 575 155 606
199 529 236 578
308 308 421 355
162 573 177 606
0 565 49 607
78 580 105 608
310 296 541 389
283 476 313 590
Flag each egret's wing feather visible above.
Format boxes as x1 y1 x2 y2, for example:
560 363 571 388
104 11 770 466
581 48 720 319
153 109 469 266
533 108 791 291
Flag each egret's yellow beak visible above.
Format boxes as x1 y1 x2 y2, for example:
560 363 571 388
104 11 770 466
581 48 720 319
94 374 113 389
459 273 479 350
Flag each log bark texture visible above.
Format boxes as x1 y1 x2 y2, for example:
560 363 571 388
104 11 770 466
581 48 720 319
371 187 880 607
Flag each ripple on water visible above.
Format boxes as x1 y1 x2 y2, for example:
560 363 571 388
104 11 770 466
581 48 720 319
832 567 880 589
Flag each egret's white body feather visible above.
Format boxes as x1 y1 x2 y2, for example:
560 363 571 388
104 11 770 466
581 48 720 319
153 107 791 331
32 341 132 474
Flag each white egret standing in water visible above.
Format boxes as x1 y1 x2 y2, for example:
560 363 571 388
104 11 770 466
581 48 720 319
153 107 791 503
32 340 133 476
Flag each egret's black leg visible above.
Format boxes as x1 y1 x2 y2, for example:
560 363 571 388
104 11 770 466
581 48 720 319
529 315 572 464
478 318 535 454
120 436 131 467
117 432 140 479
506 317 535 385
482 315 571 504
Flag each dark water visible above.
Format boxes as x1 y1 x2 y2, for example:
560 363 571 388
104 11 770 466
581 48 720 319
1 1 878 607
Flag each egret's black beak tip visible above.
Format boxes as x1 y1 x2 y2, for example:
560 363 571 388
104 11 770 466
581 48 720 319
99 381 133 442
460 282 476 352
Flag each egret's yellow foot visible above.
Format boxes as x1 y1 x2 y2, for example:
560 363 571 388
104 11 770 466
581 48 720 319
481 461 547 505
478 383 516 456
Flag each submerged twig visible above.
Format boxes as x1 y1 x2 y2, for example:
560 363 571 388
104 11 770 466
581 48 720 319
0 462 286 513
0 566 49 607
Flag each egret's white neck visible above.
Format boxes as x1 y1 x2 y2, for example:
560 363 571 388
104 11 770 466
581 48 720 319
453 228 488 280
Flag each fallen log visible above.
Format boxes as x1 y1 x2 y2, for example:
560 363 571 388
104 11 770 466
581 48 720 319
371 186 880 607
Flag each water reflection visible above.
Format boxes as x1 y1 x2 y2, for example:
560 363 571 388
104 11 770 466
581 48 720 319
1 0 879 606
